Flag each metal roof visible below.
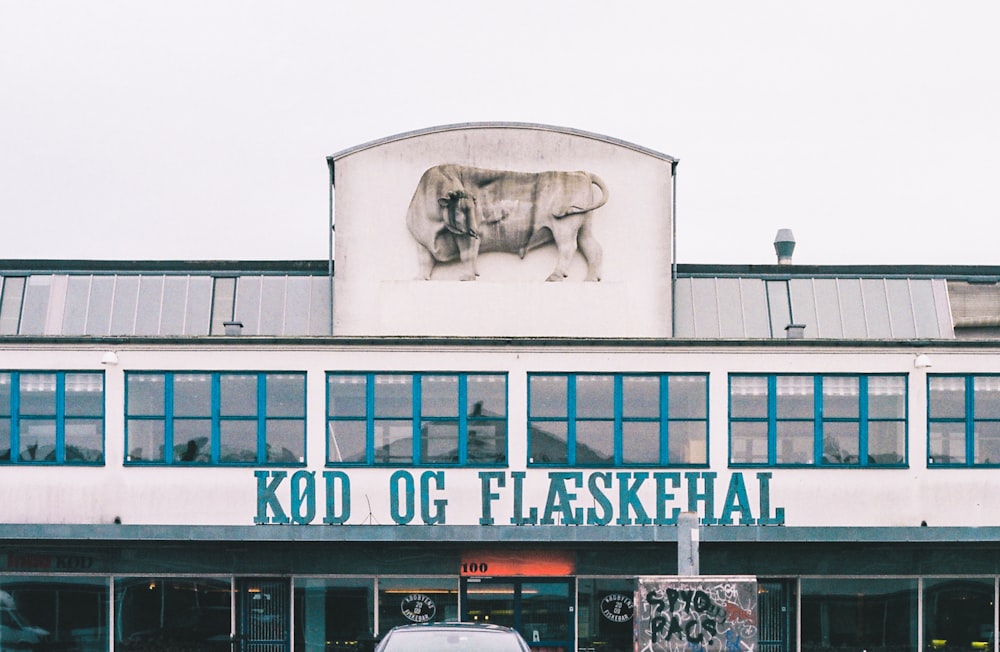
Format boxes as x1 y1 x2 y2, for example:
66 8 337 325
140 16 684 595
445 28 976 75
673 275 955 339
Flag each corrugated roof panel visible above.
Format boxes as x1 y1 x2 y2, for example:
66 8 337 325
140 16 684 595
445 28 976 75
308 276 331 336
672 278 695 337
740 279 771 338
716 279 746 338
690 277 722 338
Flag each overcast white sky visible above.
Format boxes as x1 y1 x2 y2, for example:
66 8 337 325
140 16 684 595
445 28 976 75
1 1 998 265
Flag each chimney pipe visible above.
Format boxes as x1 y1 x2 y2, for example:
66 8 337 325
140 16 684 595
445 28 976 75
774 228 795 264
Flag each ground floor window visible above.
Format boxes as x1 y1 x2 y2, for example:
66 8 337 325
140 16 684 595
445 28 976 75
577 577 634 652
924 577 995 651
294 577 376 652
378 577 458 631
115 576 231 651
801 577 918 651
0 576 108 651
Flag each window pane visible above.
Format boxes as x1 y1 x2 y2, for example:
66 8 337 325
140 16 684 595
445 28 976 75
295 578 374 649
974 421 1000 465
115 577 230 647
974 376 1000 418
730 421 768 464
220 374 257 417
266 419 304 463
668 375 706 419
173 374 211 417
730 376 767 418
374 419 413 464
0 372 11 414
823 421 859 464
468 420 507 464
220 419 258 462
375 375 412 418
576 375 613 419
421 421 459 463
530 376 567 418
328 375 367 417
127 374 165 416
65 418 103 462
668 421 707 465
802 578 917 650
776 376 813 418
868 421 905 464
924 578 994 651
930 376 966 419
19 373 56 416
776 421 813 464
929 422 966 465
823 376 858 418
467 375 506 418
622 376 659 418
0 420 11 461
1 576 108 651
127 419 165 462
378 578 458 630
64 373 104 416
266 373 305 418
173 421 211 463
529 421 568 464
869 376 906 418
421 375 458 418
575 420 614 464
19 419 55 461
622 421 660 464
328 420 367 464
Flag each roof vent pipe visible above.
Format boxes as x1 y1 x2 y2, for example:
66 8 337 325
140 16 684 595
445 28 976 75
774 228 796 264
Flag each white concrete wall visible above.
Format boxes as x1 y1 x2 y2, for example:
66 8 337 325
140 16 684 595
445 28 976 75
2 344 999 530
331 125 674 337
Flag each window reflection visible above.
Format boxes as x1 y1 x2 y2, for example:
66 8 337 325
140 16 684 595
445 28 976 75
0 576 108 651
115 577 231 651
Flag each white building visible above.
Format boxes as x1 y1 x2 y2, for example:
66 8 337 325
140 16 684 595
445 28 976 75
2 123 1000 651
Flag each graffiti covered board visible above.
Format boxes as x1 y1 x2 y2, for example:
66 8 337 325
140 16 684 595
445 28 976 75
636 576 757 652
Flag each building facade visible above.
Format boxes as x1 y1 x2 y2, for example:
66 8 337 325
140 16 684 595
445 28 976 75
3 123 1000 651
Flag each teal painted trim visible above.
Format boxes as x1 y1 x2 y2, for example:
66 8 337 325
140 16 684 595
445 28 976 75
6 524 1000 544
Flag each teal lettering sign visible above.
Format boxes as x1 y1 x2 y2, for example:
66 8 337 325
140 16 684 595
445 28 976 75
254 470 785 526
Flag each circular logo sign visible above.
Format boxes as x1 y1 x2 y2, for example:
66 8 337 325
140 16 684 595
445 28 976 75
600 593 634 623
401 593 437 623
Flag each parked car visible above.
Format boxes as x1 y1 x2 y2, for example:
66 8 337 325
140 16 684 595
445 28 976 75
375 623 531 652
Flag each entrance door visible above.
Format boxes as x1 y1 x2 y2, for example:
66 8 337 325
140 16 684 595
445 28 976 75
236 578 291 652
462 578 574 652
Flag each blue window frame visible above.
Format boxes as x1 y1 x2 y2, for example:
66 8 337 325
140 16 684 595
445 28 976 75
125 371 306 465
527 373 708 467
326 372 507 466
928 375 1000 466
729 374 907 467
0 371 105 464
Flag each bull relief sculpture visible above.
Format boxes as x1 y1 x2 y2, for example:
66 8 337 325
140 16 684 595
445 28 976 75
405 164 609 281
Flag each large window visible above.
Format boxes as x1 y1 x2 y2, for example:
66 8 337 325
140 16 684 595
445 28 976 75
125 372 305 465
327 373 507 466
0 371 104 464
801 578 917 651
928 375 1000 466
115 577 232 651
527 373 707 466
0 576 108 650
729 374 907 467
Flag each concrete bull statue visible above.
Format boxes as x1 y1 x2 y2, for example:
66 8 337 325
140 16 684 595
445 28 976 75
405 163 609 281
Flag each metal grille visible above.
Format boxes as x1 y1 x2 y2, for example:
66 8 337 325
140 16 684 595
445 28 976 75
757 581 788 651
239 579 289 652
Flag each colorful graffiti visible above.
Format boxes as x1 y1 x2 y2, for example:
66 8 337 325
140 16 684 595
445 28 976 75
636 577 757 652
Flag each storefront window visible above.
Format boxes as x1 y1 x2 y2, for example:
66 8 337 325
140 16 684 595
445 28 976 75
577 578 634 652
0 576 108 651
115 577 232 651
295 577 375 652
378 578 458 631
801 577 917 651
924 578 995 651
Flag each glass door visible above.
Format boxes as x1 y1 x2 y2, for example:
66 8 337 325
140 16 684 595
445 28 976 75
462 578 574 652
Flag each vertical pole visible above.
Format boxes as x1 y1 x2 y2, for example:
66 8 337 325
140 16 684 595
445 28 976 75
326 156 335 335
678 511 700 576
